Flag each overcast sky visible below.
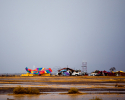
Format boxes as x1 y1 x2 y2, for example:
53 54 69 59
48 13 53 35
0 0 125 73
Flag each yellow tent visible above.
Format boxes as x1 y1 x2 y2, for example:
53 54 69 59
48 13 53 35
21 73 50 76
21 73 33 76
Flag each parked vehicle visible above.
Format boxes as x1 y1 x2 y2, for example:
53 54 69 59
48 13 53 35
72 70 81 76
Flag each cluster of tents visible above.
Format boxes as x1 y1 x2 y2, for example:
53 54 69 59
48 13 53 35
23 67 86 76
21 67 125 76
91 70 125 76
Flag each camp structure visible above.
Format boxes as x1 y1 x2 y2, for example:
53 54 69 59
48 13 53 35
95 70 116 76
21 67 52 76
57 67 75 76
21 73 33 76
114 70 125 76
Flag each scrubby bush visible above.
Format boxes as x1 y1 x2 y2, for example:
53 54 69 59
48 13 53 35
26 87 40 94
13 86 40 94
68 87 79 94
90 97 102 100
13 86 26 94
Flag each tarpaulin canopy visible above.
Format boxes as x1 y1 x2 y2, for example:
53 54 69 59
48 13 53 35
25 67 52 75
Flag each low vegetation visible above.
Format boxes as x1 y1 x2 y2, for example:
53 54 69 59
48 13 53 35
90 97 102 100
0 76 125 83
115 83 124 87
68 87 79 94
13 86 40 94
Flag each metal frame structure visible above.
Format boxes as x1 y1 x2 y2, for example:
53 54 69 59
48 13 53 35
81 62 87 73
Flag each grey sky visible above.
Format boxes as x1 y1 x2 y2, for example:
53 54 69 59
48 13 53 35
0 0 125 73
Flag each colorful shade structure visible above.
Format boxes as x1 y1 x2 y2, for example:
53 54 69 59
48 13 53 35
25 67 52 75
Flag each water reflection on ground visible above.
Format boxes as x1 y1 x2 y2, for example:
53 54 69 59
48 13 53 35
0 94 125 100
1 82 125 88
0 83 116 88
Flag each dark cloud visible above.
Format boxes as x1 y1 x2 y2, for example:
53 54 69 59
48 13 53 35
0 0 125 73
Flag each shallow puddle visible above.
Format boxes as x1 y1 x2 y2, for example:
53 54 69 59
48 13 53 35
0 83 115 88
41 91 125 94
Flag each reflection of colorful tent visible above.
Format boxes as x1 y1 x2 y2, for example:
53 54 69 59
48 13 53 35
25 67 52 75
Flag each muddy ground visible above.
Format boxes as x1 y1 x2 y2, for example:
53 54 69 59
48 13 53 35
0 76 125 94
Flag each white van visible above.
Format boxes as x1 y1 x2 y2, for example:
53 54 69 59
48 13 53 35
72 71 81 76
